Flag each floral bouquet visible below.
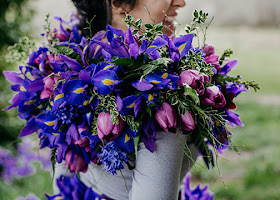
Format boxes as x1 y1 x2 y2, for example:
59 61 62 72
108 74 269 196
3 10 259 177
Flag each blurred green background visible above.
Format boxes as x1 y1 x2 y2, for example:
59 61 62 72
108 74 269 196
0 0 279 199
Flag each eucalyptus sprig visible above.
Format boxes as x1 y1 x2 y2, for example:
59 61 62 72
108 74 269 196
123 14 164 42
185 10 209 36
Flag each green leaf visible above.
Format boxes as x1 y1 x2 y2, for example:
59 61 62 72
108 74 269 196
135 18 142 28
122 73 142 82
111 57 134 67
144 24 153 29
184 87 200 105
133 134 140 160
51 148 57 180
194 10 199 18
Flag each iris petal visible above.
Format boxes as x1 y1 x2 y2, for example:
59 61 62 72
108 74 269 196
174 34 194 57
64 80 88 105
91 70 119 95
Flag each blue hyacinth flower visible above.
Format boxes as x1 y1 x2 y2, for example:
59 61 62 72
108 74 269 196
91 70 119 95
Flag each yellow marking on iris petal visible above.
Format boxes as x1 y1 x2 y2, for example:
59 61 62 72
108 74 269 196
125 134 131 143
103 65 114 70
178 43 187 53
150 80 161 84
83 45 88 54
79 30 82 34
161 73 168 79
24 100 36 105
113 34 118 38
50 101 54 106
147 45 157 49
209 76 212 83
22 67 26 74
83 100 89 106
54 94 64 101
45 121 55 126
127 102 135 108
74 88 84 94
52 132 59 136
39 63 44 71
54 196 64 200
148 94 154 101
20 86 27 92
102 79 114 86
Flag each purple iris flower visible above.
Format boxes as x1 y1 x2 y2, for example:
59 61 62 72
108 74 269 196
182 173 214 200
116 95 137 116
220 60 238 75
46 174 103 200
91 70 119 95
173 34 194 58
63 79 88 105
141 116 157 152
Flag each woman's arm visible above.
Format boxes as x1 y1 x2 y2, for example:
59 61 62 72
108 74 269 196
129 131 198 200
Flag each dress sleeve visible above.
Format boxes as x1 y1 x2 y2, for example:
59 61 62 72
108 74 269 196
129 131 198 200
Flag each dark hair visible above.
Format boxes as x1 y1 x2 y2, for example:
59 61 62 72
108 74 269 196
71 0 136 37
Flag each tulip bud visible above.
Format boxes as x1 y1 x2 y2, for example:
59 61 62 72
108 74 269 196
97 112 125 141
64 151 88 173
181 111 195 131
200 86 226 108
155 103 178 133
177 70 207 95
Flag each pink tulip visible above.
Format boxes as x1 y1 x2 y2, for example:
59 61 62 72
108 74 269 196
203 44 215 57
40 76 60 99
181 111 195 131
200 86 226 108
155 103 178 133
64 151 88 173
177 70 208 95
97 112 125 141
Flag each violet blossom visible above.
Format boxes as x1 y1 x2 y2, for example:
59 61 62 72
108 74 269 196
200 86 226 108
155 103 178 133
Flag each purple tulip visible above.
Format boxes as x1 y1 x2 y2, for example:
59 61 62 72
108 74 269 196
155 103 178 133
64 151 88 173
203 44 215 57
40 76 60 99
181 111 195 131
177 70 209 95
97 112 125 142
200 86 226 108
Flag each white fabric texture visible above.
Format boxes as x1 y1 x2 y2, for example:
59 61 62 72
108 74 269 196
53 131 198 200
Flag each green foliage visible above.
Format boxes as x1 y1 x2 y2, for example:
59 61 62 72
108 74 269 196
179 49 214 76
123 14 164 41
